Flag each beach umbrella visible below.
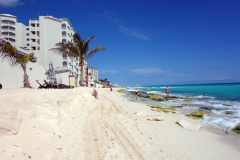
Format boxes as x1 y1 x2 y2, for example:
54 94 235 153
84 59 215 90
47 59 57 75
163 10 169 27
46 61 57 83
45 67 71 75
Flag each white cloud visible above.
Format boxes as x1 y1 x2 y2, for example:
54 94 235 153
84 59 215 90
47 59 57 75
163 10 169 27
0 0 23 7
91 10 149 40
99 69 118 73
118 24 149 40
129 67 170 74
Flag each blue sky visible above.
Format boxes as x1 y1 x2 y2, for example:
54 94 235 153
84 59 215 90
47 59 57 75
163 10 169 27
1 0 240 86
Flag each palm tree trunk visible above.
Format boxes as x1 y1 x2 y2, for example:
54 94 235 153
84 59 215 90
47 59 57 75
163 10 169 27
79 61 84 86
23 66 31 88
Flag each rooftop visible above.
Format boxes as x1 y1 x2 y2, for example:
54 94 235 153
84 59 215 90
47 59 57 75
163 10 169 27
0 14 17 18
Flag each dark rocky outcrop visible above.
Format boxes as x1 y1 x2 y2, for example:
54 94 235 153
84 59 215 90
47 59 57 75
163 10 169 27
172 106 183 108
148 95 168 101
186 111 209 119
231 125 240 134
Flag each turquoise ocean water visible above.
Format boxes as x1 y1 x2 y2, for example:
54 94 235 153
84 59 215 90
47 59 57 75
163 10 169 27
126 83 240 131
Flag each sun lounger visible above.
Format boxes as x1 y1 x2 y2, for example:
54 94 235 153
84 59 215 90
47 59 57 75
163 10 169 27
43 80 58 89
36 80 48 89
44 80 74 89
48 81 59 89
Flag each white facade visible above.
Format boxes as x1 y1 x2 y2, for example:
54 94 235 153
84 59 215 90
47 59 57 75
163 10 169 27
0 14 88 89
88 67 98 82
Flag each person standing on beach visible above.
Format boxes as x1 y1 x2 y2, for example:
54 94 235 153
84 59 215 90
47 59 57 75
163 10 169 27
135 91 138 101
165 87 169 99
110 87 112 92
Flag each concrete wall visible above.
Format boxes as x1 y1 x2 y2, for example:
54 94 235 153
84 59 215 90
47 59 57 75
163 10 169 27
0 60 45 89
0 60 70 89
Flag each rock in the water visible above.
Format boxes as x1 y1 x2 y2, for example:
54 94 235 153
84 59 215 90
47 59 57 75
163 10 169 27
172 105 183 108
223 104 232 106
150 106 162 109
183 104 195 107
186 111 209 119
184 99 193 102
191 111 209 117
146 115 165 121
231 130 240 134
148 95 168 101
117 89 125 93
176 120 201 131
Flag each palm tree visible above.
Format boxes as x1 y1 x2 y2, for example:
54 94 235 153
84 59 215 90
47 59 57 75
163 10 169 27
50 33 107 86
0 38 35 88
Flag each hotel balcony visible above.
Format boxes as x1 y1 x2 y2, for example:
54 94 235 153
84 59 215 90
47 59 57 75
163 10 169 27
1 26 15 31
2 37 15 44
2 32 15 38
1 20 15 25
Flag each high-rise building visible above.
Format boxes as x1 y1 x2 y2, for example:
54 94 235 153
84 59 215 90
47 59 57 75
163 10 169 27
0 14 86 87
88 67 98 82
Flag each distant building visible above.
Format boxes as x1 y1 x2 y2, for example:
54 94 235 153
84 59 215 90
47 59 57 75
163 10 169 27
88 67 98 82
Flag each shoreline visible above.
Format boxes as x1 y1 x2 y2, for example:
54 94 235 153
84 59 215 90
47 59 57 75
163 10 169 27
0 88 239 159
124 89 240 142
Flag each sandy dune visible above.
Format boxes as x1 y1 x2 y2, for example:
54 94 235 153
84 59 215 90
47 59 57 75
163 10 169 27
0 88 239 160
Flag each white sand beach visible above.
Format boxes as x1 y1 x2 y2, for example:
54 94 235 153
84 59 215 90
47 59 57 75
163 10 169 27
0 88 239 160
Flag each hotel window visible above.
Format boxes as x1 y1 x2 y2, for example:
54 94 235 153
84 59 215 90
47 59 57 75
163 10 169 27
26 33 29 36
26 28 29 31
27 39 29 41
27 44 30 46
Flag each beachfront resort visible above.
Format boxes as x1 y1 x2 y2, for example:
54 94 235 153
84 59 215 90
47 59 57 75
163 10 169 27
0 14 110 89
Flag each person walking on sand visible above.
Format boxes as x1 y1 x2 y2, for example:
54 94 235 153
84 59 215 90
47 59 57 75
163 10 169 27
165 86 169 99
135 91 138 101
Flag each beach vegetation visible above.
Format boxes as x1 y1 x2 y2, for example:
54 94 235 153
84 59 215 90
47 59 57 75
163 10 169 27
128 97 135 99
50 33 107 86
140 99 148 101
0 39 36 88
184 99 193 102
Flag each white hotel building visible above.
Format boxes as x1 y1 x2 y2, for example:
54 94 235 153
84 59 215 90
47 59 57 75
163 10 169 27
0 14 89 89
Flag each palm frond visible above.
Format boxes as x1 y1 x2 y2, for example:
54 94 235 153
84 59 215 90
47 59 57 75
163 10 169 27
73 33 83 51
49 42 80 57
85 45 107 59
82 36 96 54
0 39 21 67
